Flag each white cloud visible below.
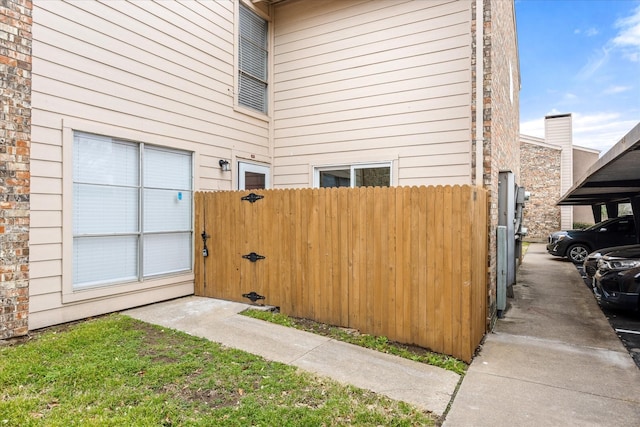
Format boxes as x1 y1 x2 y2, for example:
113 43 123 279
578 5 640 78
520 112 638 154
574 27 599 36
570 112 637 152
577 46 610 79
603 85 632 94
585 27 600 37
613 5 640 47
572 112 620 130
520 117 545 138
612 5 640 61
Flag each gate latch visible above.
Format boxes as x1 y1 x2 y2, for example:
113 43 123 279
201 230 210 257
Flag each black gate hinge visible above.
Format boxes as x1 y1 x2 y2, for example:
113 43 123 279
242 291 265 303
241 193 264 203
242 252 265 262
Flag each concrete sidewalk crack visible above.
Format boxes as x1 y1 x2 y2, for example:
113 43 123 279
288 337 335 364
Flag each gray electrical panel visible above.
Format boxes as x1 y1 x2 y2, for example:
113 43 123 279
497 171 529 317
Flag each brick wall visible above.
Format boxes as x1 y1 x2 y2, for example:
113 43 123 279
482 0 520 327
1 0 32 340
520 141 561 241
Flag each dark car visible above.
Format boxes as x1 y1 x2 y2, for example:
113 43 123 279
547 215 637 263
593 246 640 311
583 244 640 280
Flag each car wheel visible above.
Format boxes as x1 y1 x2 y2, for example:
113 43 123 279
567 244 589 263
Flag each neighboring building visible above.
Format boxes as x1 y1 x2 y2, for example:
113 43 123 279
520 114 600 241
0 0 519 339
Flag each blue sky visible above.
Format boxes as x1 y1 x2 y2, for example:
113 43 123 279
516 0 640 154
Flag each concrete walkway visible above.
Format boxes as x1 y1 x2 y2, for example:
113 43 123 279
445 243 640 426
122 295 460 417
123 242 640 424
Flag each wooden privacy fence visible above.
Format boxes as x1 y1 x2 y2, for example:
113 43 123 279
194 185 488 362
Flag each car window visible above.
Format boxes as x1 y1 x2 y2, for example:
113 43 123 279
609 220 631 232
585 218 617 231
625 219 636 234
585 217 635 233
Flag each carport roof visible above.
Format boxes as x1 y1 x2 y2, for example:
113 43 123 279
558 122 640 206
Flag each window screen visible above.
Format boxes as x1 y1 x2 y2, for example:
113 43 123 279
239 3 268 113
355 167 390 187
73 132 192 289
317 164 391 188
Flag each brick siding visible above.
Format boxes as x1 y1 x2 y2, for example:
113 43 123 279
1 0 32 340
520 142 561 241
481 0 520 328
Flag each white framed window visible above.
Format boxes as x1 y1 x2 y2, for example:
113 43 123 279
238 2 268 114
72 132 193 290
314 163 392 188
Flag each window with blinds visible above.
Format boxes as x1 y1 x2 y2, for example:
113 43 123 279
239 3 268 113
72 132 192 289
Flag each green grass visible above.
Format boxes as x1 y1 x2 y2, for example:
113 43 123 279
0 315 437 426
241 310 467 376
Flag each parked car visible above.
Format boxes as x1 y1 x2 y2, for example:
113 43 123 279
583 244 640 280
593 245 640 311
547 215 637 263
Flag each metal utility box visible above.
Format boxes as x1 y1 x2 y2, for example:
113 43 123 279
497 171 529 317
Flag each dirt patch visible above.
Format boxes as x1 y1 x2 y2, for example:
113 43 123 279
133 321 190 363
161 379 244 410
130 322 249 409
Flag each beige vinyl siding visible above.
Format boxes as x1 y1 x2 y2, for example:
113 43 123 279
30 116 64 316
272 0 473 187
29 0 271 330
545 115 573 229
572 146 600 224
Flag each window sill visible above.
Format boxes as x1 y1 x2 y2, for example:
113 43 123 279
61 272 195 304
233 104 270 122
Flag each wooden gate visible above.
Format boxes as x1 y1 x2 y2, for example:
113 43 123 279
194 185 487 362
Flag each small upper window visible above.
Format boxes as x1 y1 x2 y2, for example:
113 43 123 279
316 164 391 188
239 3 268 113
